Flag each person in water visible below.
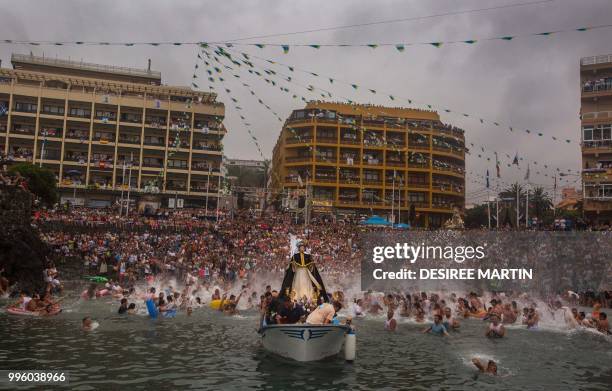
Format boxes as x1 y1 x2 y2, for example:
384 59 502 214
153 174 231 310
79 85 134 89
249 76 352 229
486 315 505 338
596 312 610 334
472 358 498 376
385 309 397 331
118 298 128 314
526 307 540 329
127 303 137 314
443 307 459 330
279 241 329 305
82 317 94 331
423 314 449 336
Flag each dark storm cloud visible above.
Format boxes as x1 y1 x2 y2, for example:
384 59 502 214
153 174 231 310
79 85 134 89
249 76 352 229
1 0 610 201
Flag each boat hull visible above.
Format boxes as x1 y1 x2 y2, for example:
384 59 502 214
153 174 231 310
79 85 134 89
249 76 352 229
260 324 348 361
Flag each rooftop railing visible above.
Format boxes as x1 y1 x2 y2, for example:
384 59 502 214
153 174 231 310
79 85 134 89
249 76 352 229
581 54 612 66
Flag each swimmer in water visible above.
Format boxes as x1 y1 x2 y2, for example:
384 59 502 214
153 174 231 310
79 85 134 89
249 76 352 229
472 358 498 376
385 309 397 331
526 307 539 329
423 314 449 337
82 317 94 331
486 315 505 338
443 307 459 330
127 303 136 314
596 312 610 335
118 298 128 314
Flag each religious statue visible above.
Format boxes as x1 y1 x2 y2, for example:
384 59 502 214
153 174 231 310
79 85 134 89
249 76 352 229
279 241 329 304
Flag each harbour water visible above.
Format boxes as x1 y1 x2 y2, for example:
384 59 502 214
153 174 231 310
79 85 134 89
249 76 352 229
1 296 611 390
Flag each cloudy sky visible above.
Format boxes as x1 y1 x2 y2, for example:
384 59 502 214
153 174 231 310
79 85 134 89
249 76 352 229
1 0 611 202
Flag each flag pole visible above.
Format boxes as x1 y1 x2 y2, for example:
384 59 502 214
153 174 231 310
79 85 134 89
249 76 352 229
487 187 491 229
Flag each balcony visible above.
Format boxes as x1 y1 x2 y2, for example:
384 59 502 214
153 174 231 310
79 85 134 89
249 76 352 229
409 142 430 151
582 79 612 95
386 160 405 167
407 182 430 189
316 136 337 144
339 177 360 185
315 155 337 163
314 175 337 183
582 140 612 151
581 111 612 121
408 162 429 169
340 135 360 145
11 125 36 136
286 156 312 163
363 178 383 185
118 135 141 145
581 54 612 66
362 158 382 166
285 136 312 145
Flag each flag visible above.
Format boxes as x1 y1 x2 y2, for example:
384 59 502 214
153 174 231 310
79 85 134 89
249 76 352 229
0 104 7 116
524 164 530 181
512 153 519 166
495 152 500 178
486 169 490 189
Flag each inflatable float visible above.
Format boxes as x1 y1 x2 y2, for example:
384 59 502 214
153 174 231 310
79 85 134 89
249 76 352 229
84 276 108 283
467 310 488 319
6 306 62 317
209 299 224 310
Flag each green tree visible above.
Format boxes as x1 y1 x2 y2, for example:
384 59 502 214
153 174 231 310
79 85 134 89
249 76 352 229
464 203 489 228
8 163 58 206
529 186 553 220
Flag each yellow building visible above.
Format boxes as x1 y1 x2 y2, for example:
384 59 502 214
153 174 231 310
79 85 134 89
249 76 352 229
271 101 466 228
0 53 225 209
580 54 612 225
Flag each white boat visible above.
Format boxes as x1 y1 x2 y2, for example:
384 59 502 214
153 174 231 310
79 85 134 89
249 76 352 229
260 323 350 362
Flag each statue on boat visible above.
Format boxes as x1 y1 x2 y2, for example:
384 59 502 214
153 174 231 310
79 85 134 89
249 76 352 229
279 240 329 304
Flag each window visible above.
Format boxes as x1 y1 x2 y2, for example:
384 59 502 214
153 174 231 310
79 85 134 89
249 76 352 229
408 193 426 202
582 126 593 141
168 159 188 169
43 105 64 115
15 102 37 112
70 107 90 117
364 171 380 181
602 124 611 140
597 183 612 198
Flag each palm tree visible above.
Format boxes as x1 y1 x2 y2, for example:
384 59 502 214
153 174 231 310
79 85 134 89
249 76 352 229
529 186 553 220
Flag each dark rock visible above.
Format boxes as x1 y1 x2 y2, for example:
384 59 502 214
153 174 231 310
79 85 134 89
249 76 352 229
0 185 48 295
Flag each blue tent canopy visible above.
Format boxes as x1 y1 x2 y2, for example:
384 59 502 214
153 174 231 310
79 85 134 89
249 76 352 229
394 223 410 229
361 215 392 226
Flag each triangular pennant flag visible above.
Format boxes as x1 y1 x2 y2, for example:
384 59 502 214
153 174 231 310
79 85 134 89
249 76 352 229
282 45 289 53
367 44 378 49
500 36 514 41
429 42 442 47
255 44 265 48
464 40 477 44
395 44 405 52
351 84 358 89
309 44 320 49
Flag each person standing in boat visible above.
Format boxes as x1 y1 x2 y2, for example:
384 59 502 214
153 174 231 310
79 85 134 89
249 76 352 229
280 241 329 304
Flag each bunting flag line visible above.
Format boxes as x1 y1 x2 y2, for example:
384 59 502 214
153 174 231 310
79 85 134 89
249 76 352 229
2 23 611 49
219 45 578 145
210 45 580 180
